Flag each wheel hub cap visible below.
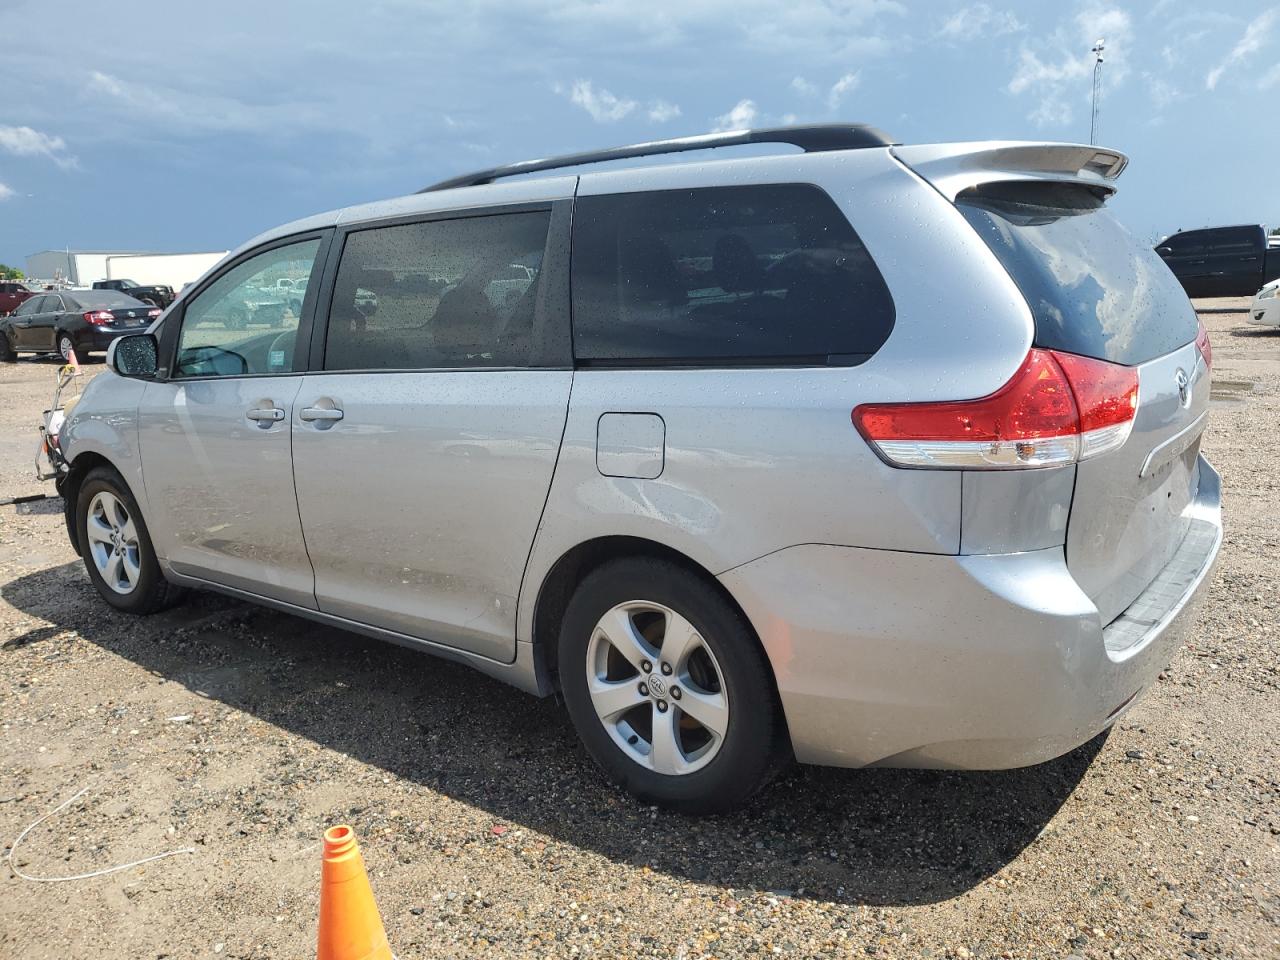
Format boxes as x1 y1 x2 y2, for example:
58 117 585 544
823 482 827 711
586 600 730 776
86 491 141 596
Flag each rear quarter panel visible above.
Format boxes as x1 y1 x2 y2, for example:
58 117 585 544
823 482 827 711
517 149 1037 647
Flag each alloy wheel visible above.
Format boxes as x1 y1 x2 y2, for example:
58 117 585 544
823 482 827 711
59 335 74 361
85 491 141 595
586 601 729 775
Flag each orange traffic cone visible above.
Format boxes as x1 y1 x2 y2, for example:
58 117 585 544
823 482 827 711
317 825 393 960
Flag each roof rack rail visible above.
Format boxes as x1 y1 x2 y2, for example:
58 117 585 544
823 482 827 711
418 123 897 193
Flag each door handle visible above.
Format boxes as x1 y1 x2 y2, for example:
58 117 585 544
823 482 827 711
299 400 344 424
246 407 285 424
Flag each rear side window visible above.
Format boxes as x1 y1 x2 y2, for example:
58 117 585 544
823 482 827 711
1206 226 1260 254
571 184 895 366
958 182 1197 366
323 211 553 371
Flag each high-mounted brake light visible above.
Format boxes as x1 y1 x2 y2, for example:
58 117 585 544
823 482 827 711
852 349 1138 470
83 310 114 326
1195 318 1212 369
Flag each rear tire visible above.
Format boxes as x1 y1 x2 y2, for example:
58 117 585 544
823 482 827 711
558 557 789 814
76 466 179 614
57 333 75 362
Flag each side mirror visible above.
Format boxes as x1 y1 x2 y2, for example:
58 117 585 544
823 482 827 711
107 333 159 378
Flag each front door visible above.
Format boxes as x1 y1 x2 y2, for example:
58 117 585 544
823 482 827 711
291 206 572 661
8 295 48 350
137 235 328 607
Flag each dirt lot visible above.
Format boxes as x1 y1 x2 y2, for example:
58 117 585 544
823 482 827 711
1 304 1277 960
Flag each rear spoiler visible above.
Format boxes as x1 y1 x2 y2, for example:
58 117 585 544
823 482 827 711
891 141 1129 201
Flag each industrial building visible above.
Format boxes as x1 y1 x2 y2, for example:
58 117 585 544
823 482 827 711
25 249 228 289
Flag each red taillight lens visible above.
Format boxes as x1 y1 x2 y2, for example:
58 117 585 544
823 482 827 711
1195 318 1212 369
147 308 162 318
852 349 1138 470
83 310 113 326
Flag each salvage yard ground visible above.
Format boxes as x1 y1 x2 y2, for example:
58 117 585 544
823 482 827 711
0 300 1277 959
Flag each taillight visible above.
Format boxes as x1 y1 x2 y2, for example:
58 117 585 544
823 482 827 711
852 349 1138 470
83 310 113 326
1195 318 1212 369
147 308 162 318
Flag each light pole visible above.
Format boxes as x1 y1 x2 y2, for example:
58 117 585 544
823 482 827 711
1090 39 1105 145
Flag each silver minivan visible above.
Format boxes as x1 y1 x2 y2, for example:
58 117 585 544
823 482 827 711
53 125 1222 812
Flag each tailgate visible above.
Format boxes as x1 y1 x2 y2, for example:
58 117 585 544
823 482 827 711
1068 343 1207 622
939 167 1206 622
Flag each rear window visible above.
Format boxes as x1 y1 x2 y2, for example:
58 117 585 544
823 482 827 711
958 182 1197 366
571 184 895 366
68 291 144 310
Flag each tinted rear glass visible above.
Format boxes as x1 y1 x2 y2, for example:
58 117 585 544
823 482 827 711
958 182 1197 366
68 291 145 309
571 184 895 366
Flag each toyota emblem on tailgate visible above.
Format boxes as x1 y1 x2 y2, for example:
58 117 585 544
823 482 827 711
1175 368 1190 407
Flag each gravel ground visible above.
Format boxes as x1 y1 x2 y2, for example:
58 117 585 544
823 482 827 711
0 303 1277 959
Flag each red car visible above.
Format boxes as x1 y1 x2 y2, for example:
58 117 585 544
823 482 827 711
0 280 35 316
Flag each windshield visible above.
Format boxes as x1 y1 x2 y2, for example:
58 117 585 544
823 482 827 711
958 182 1197 366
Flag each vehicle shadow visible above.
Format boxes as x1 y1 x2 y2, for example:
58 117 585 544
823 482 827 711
2 562 1104 907
1227 325 1280 338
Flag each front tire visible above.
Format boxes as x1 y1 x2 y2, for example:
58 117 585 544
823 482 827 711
558 557 788 814
76 466 177 614
0 333 15 362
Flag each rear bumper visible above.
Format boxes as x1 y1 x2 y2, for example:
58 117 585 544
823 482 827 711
81 327 149 352
719 456 1223 769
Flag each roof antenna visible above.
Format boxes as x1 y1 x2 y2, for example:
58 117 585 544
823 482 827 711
1090 39 1105 145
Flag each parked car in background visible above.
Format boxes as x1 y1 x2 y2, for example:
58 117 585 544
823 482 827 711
1156 224 1280 298
51 126 1221 812
92 278 176 309
0 280 35 315
1249 278 1280 328
0 290 160 361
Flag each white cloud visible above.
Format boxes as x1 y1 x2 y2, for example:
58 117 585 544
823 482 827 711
0 181 14 201
1206 9 1279 90
86 70 329 136
791 76 818 96
1144 73 1180 111
827 71 861 108
937 4 1026 42
544 0 907 60
647 99 682 122
1261 62 1280 90
1007 4 1131 129
564 79 636 122
712 99 758 132
0 124 76 169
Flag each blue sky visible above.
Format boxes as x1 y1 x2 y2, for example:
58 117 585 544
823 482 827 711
1 1 1277 269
